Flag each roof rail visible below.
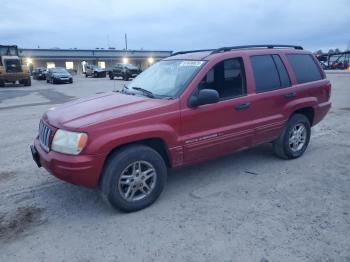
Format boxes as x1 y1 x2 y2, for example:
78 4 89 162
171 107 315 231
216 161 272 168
210 44 303 54
171 49 214 56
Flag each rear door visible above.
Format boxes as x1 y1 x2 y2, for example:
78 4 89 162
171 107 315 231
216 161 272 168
247 54 296 145
285 53 328 103
180 57 255 164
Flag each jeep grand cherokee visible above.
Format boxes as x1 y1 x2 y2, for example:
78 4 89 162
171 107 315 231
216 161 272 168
31 45 331 212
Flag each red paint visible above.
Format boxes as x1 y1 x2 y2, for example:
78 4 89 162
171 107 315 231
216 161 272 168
32 48 331 188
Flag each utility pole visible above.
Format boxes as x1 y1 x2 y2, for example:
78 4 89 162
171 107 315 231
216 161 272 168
125 33 128 51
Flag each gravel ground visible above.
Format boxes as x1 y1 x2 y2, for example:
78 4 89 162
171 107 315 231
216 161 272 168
0 73 349 262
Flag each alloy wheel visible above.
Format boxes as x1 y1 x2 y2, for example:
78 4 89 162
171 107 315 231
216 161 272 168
118 161 157 202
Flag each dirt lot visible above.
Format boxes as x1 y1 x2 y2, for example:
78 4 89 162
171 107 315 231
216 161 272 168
0 73 349 262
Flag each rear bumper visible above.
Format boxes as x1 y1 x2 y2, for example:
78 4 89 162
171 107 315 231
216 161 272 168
313 101 331 126
31 138 105 188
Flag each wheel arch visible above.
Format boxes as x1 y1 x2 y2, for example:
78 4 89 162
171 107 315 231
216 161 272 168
292 107 315 126
98 137 171 187
284 98 317 126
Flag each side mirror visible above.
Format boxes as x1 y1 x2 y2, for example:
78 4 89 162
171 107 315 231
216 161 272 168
188 89 220 108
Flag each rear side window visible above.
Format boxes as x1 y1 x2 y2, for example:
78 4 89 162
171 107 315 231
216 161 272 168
251 55 290 93
286 54 323 83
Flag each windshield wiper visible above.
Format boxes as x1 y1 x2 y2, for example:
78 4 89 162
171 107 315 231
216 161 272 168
131 87 154 98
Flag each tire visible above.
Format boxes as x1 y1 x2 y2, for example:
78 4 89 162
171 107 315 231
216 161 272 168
100 145 167 212
85 73 88 78
94 72 98 78
0 80 5 87
46 78 49 83
273 114 311 159
69 79 73 83
109 73 114 80
24 77 31 86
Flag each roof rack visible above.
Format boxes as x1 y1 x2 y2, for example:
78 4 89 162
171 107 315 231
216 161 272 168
171 49 214 56
170 45 303 57
210 44 303 54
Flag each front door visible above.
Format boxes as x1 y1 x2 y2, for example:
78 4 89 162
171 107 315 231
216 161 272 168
180 57 255 164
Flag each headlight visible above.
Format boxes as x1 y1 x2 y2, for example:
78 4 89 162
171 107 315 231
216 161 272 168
51 129 88 155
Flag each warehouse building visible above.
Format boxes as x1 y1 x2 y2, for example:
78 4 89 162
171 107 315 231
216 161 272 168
18 48 173 75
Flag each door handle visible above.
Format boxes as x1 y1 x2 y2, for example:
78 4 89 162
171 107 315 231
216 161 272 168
235 102 251 111
284 92 296 99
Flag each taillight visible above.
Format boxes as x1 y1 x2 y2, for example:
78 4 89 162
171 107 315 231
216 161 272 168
324 83 331 101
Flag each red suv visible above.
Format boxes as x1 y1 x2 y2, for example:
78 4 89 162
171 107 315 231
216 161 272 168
31 45 331 212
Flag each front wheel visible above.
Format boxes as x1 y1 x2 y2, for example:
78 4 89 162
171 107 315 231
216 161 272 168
24 77 31 86
100 145 167 212
273 114 311 159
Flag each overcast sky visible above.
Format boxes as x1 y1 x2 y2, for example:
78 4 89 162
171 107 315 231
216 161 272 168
1 0 349 52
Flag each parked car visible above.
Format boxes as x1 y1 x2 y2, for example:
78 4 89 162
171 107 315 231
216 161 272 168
85 64 106 78
46 67 73 84
31 45 331 212
32 67 47 80
108 63 141 80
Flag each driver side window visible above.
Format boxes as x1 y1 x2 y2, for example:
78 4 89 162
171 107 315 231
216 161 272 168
199 58 246 100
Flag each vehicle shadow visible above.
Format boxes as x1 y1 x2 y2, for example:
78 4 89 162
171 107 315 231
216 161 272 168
32 143 277 217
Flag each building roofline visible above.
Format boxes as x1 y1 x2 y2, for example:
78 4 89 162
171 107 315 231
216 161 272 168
18 48 173 53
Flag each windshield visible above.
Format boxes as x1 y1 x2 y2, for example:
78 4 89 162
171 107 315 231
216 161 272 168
0 46 18 56
129 60 205 97
52 68 68 73
125 64 138 69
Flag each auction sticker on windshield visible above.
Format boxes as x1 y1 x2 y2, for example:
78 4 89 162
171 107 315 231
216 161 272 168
179 61 204 67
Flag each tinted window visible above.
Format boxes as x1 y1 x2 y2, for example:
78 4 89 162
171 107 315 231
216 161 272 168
272 55 291 88
199 58 246 100
286 54 323 83
251 55 281 92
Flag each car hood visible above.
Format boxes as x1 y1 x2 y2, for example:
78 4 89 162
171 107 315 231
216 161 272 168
43 92 171 129
53 73 71 77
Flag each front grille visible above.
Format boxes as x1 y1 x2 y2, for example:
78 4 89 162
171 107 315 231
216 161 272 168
5 59 22 73
39 121 52 152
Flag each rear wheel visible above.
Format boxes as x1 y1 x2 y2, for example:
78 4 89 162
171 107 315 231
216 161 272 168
0 80 4 87
273 114 311 159
100 145 167 212
109 73 114 80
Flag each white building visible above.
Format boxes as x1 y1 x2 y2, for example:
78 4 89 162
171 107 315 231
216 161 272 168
19 48 173 74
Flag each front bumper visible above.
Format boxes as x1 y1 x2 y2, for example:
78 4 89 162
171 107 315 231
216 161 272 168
54 77 72 83
31 138 105 188
0 73 30 82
